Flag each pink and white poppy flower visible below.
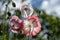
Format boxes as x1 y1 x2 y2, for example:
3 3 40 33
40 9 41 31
23 15 41 36
9 16 23 33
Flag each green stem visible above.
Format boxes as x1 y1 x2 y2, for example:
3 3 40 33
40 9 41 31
13 33 16 40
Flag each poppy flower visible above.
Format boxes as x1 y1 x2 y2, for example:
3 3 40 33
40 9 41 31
20 2 33 18
23 15 41 36
9 16 23 33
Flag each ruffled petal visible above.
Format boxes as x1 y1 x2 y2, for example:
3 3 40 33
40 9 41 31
23 15 41 36
9 16 23 33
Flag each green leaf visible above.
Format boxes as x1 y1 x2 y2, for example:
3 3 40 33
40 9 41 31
7 12 11 16
12 2 16 7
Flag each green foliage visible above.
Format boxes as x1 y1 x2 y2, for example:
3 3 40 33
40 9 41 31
15 10 22 19
35 8 60 40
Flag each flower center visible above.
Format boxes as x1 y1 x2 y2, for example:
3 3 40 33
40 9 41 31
28 23 33 28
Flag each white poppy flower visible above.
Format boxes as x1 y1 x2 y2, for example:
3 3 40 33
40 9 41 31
20 1 33 18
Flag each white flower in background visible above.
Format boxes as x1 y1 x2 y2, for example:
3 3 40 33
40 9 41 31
20 1 33 18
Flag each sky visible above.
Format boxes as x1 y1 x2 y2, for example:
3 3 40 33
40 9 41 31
40 0 60 17
0 0 60 17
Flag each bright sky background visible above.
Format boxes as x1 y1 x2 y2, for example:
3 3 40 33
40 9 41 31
0 0 60 17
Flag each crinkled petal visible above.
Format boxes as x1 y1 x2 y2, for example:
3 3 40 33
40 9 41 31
9 16 23 33
23 15 41 36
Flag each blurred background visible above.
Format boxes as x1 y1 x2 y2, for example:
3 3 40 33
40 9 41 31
0 0 60 40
